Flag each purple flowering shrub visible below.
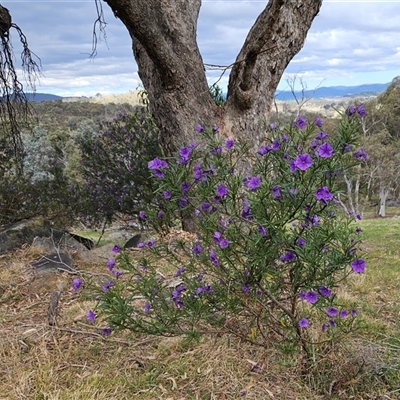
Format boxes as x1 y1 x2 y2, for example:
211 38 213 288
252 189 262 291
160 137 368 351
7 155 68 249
89 107 367 354
74 109 162 226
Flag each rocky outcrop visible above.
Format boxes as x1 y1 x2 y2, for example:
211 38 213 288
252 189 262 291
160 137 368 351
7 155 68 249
0 217 93 254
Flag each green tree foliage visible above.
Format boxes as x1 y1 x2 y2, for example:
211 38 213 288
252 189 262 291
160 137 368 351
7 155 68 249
74 108 163 227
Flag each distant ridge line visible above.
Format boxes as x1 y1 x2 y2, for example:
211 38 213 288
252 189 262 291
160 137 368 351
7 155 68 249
21 82 390 103
274 82 390 101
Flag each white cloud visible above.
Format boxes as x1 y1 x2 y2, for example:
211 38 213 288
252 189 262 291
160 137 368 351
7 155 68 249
5 1 400 95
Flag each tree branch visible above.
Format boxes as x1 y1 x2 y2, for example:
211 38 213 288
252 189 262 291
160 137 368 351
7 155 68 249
226 0 322 111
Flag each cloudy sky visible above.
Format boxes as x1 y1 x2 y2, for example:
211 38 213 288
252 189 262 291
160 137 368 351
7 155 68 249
5 0 400 97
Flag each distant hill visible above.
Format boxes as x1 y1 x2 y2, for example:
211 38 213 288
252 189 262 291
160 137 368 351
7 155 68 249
23 82 390 104
274 83 390 101
25 93 63 102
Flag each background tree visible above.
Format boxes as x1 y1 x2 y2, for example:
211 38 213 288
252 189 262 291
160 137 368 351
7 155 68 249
0 5 40 173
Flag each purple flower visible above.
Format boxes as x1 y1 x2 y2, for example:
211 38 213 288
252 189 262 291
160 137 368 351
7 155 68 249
354 148 368 160
305 291 318 304
269 123 278 130
293 115 306 129
299 318 309 328
289 160 297 173
148 157 168 170
329 319 336 328
280 251 296 263
339 310 348 318
195 285 212 295
258 145 271 155
112 270 123 278
242 284 250 293
157 210 164 219
86 310 96 323
101 281 115 293
174 267 186 277
317 142 333 158
296 237 306 247
148 157 168 178
294 153 312 171
357 104 366 117
314 186 333 202
172 284 185 308
195 124 204 133
72 278 82 291
213 231 222 244
351 309 357 317
194 163 203 181
272 140 280 150
181 181 190 193
112 245 120 253
326 307 338 317
351 258 366 273
102 328 111 336
219 238 230 249
107 258 115 271
258 225 267 237
210 146 222 155
172 284 185 300
346 105 357 116
192 242 202 255
343 143 351 153
139 211 146 220
241 198 252 220
210 249 219 266
316 131 328 141
355 227 362 234
147 239 155 248
322 324 327 332
319 286 331 297
216 185 228 197
163 190 172 199
225 139 234 150
244 176 261 191
201 202 212 212
213 124 219 132
310 139 319 150
179 197 188 208
315 117 323 128
179 147 191 164
271 185 281 200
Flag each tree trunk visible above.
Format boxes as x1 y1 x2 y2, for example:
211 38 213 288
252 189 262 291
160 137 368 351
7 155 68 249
103 0 322 151
378 187 388 217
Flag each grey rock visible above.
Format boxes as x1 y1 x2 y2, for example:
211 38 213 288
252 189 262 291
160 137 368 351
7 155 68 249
0 217 64 254
29 251 74 273
124 234 142 249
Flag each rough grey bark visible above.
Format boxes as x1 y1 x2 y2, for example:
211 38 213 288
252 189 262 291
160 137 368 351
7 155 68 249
103 0 322 150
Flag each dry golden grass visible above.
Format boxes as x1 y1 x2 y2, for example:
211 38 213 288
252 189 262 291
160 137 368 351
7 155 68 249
1 219 400 399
